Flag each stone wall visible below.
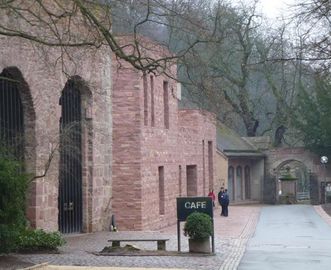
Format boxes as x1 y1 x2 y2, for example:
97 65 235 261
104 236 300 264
178 109 216 196
111 37 216 230
215 151 228 194
0 36 112 232
111 57 143 230
228 158 263 201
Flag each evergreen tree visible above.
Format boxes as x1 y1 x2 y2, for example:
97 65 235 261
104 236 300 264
294 75 331 156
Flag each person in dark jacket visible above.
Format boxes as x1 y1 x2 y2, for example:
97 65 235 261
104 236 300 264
218 187 225 216
221 189 230 217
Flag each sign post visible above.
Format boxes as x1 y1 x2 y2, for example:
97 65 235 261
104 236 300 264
176 197 214 253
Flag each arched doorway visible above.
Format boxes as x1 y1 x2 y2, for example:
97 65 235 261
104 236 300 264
0 69 24 159
244 166 251 200
275 160 310 202
0 67 35 163
236 166 243 200
228 166 235 201
58 77 83 233
0 66 36 225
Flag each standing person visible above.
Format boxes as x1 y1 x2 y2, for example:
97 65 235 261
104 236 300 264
222 189 230 217
218 187 225 216
208 189 216 207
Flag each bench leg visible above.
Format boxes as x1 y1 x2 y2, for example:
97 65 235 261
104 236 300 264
112 241 120 248
157 240 166 251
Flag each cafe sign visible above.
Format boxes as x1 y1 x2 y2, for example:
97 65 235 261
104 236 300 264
176 197 213 221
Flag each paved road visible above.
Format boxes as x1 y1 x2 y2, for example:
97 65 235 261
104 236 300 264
238 205 331 270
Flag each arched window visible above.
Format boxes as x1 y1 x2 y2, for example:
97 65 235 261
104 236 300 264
228 166 234 200
236 166 243 200
245 166 251 199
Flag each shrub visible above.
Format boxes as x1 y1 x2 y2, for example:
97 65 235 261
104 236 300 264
184 212 213 241
17 229 65 252
0 155 29 253
0 155 65 253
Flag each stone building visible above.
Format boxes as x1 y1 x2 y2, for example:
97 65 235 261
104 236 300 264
216 123 265 203
0 37 113 233
112 36 216 231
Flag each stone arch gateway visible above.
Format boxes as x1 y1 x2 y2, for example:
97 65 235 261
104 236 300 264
265 147 322 204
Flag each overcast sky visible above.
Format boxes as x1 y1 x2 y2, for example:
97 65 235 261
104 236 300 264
258 0 297 19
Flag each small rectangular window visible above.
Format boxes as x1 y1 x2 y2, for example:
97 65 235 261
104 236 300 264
186 165 197 196
150 76 155 127
202 140 206 195
159 166 165 215
179 165 182 196
143 74 148 126
163 81 169 129
208 141 213 189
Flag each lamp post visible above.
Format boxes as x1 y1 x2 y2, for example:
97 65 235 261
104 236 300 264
321 156 328 204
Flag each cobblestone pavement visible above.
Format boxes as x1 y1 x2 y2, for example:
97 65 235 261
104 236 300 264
3 205 261 270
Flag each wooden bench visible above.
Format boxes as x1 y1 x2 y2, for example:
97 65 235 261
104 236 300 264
108 233 170 251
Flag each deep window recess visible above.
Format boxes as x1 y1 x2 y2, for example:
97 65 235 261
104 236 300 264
208 141 213 189
163 81 169 129
186 165 197 196
159 166 165 215
143 74 148 126
179 165 182 196
150 76 155 127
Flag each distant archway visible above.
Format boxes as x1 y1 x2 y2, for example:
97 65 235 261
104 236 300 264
275 159 310 201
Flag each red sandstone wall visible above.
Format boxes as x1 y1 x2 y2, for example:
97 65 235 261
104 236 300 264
0 36 113 232
140 73 181 230
111 36 216 231
178 110 216 196
111 57 144 230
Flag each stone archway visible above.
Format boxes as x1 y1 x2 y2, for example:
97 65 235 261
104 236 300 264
266 147 321 204
58 76 93 233
0 66 37 224
0 67 36 169
274 160 309 202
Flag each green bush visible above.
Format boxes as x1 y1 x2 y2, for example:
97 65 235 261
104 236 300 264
0 224 22 253
0 155 65 253
17 229 65 252
0 155 28 253
184 212 213 241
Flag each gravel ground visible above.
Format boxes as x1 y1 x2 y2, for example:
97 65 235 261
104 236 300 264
0 255 34 270
0 205 261 270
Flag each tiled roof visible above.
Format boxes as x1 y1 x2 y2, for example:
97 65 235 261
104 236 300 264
216 122 265 158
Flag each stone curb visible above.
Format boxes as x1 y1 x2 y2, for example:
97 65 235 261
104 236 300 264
21 264 188 270
314 205 331 227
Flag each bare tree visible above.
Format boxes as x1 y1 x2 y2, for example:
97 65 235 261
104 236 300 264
0 0 214 74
